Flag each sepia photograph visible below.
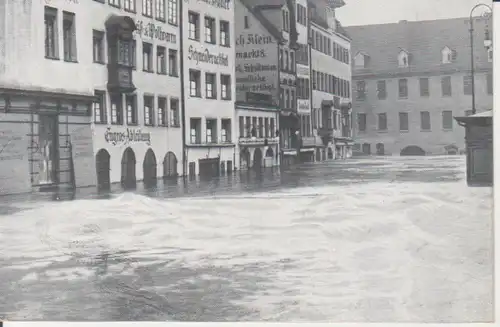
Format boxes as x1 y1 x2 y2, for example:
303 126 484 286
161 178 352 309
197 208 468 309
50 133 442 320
0 0 494 323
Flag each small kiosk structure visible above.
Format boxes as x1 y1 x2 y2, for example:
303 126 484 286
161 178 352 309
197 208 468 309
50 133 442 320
455 110 493 186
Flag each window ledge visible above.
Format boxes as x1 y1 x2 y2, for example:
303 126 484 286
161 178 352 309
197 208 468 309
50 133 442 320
170 124 181 128
64 59 78 63
399 129 409 133
157 71 168 75
45 56 60 61
143 69 154 73
127 123 139 127
93 61 106 65
111 122 124 125
420 129 432 132
94 121 108 125
442 128 453 131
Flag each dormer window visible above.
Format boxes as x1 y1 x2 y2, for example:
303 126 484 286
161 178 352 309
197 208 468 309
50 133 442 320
398 50 409 67
441 46 457 64
354 51 369 68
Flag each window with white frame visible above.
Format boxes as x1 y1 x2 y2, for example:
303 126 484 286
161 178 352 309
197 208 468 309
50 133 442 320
204 16 216 43
398 50 409 67
124 0 135 11
220 20 230 46
220 74 231 100
168 0 177 24
44 6 58 59
156 0 165 20
206 119 217 143
188 11 200 40
143 42 153 72
157 96 167 126
157 46 166 74
126 94 137 125
205 73 216 99
93 90 106 124
143 95 154 126
170 98 180 126
143 0 152 16
190 118 201 143
110 93 123 124
221 119 231 142
189 69 201 97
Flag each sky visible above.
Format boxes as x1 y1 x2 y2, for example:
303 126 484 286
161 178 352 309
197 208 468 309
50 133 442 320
336 0 493 26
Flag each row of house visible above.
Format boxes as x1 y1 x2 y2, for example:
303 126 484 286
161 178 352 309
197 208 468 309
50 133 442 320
0 0 353 195
345 17 493 156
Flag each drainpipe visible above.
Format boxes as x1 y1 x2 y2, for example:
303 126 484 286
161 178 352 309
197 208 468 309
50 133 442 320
179 0 187 177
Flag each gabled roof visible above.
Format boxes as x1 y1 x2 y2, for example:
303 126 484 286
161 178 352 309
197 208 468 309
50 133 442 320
346 17 493 75
241 0 298 48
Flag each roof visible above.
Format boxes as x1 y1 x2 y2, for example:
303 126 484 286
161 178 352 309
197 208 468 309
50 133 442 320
345 17 493 76
454 110 493 125
240 0 298 48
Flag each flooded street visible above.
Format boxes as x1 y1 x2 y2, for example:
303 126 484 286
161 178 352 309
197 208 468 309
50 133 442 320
0 156 493 322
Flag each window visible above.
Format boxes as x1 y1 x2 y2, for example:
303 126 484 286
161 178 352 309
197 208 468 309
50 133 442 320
487 73 493 95
143 95 154 126
109 0 120 7
488 48 493 62
290 52 295 72
264 118 270 137
399 112 409 131
93 91 106 124
356 81 365 100
244 16 249 29
205 73 216 99
156 0 165 20
189 70 201 97
93 30 104 63
170 98 180 127
157 97 167 126
168 0 177 25
398 78 408 98
62 11 76 62
156 46 166 74
377 113 387 131
143 0 152 17
376 80 386 99
441 76 452 96
190 118 201 144
420 111 431 131
206 119 217 143
419 77 429 97
168 49 178 76
280 49 284 70
442 110 453 130
463 75 472 95
285 51 289 71
220 74 231 100
188 11 200 40
398 51 409 67
126 95 137 125
44 7 58 59
204 16 216 44
239 117 245 137
282 10 289 32
117 38 134 67
124 0 135 12
110 93 123 125
357 113 366 132
221 119 231 142
143 42 153 72
258 117 263 137
220 20 230 47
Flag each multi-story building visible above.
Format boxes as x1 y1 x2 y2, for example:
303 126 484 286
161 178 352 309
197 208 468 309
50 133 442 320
346 17 493 156
234 0 281 171
89 0 182 191
309 0 353 161
182 0 236 179
237 0 300 167
0 0 96 195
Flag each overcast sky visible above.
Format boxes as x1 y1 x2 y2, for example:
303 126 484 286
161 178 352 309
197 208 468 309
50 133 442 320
336 0 493 26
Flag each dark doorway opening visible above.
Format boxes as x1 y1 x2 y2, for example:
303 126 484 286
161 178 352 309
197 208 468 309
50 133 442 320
376 143 385 155
121 147 136 189
327 147 334 159
96 149 111 191
253 148 263 170
400 145 425 156
143 148 157 188
199 158 220 180
362 143 371 155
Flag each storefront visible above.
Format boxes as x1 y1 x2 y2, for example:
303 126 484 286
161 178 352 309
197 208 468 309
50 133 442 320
0 89 95 195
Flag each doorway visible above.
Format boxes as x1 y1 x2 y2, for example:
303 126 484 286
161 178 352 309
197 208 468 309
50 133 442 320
38 114 59 185
95 149 111 191
121 147 136 189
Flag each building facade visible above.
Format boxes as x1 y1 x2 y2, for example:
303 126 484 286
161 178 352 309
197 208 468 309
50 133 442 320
346 18 493 156
234 0 281 171
181 0 236 179
89 0 182 191
0 0 96 195
309 0 353 161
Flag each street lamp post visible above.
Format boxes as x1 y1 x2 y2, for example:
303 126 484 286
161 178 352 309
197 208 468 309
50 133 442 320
469 3 492 115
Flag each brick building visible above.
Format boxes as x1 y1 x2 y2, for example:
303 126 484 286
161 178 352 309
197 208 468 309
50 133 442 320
346 17 493 156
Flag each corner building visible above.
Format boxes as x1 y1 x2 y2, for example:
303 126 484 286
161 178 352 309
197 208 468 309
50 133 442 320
181 0 236 179
346 18 493 156
0 0 96 195
89 0 182 191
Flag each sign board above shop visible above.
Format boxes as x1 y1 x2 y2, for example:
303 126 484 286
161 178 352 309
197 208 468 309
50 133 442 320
104 127 151 146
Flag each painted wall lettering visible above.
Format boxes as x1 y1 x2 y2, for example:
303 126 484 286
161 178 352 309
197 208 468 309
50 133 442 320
187 46 229 66
236 34 274 46
135 20 177 43
105 127 151 146
45 0 78 3
197 0 230 9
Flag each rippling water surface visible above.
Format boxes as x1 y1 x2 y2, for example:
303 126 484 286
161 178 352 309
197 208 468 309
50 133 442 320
0 156 493 322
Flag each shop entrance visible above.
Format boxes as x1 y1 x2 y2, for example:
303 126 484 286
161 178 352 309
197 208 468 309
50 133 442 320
37 114 59 186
